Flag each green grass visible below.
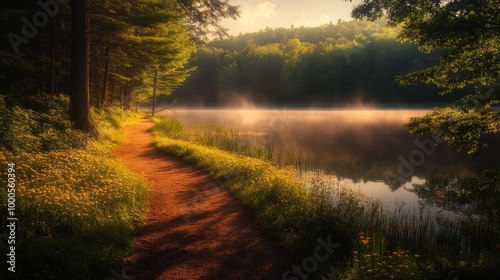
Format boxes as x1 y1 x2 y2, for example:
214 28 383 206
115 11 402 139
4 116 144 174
152 115 500 280
0 95 149 279
151 116 276 161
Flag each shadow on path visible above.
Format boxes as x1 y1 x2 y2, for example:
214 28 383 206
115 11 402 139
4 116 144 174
113 119 290 280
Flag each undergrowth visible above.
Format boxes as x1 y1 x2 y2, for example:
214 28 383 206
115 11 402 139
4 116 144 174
0 94 149 279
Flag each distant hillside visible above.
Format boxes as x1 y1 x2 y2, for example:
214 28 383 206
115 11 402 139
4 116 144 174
170 20 466 107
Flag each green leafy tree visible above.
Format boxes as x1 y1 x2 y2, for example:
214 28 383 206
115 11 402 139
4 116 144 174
176 0 239 41
175 20 450 106
350 0 500 153
67 0 238 136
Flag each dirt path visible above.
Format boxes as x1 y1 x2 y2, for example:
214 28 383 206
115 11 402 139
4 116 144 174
113 119 290 280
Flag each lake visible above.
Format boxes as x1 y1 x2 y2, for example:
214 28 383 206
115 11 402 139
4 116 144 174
162 108 500 215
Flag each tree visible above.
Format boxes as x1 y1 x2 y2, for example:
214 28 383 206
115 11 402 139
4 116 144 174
69 0 98 137
173 19 452 106
175 0 239 41
349 0 500 153
67 0 239 137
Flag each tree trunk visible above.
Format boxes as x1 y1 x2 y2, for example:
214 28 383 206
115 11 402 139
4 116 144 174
69 0 98 137
152 67 158 116
51 18 56 95
41 51 46 94
127 84 131 110
119 84 124 107
124 81 129 111
109 78 115 105
99 47 110 107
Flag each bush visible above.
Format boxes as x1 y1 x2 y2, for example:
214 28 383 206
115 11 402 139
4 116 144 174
0 95 86 152
0 95 149 279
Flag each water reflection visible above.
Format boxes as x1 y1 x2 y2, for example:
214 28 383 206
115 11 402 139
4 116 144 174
163 109 500 213
409 171 500 224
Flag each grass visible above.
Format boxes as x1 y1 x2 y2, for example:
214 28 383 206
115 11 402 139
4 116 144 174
0 96 149 279
152 115 500 280
151 117 276 161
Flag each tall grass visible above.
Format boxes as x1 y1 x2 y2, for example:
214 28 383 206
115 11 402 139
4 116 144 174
153 116 280 161
152 116 327 173
0 96 149 279
152 115 500 279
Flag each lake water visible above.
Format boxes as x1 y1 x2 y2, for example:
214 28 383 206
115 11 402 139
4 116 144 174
162 108 499 215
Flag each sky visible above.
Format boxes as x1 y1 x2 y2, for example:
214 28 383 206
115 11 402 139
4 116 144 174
219 0 362 36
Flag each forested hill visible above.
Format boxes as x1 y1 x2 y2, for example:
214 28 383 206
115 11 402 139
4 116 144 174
171 20 465 107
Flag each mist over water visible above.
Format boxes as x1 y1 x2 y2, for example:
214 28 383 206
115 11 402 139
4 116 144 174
162 108 500 213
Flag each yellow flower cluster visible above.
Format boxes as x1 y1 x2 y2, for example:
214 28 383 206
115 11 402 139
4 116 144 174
0 148 149 237
353 232 422 279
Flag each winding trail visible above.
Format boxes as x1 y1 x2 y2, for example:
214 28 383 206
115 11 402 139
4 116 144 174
113 119 290 280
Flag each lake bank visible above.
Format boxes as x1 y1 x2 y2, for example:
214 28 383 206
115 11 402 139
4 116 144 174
152 115 500 279
160 109 499 215
116 120 290 279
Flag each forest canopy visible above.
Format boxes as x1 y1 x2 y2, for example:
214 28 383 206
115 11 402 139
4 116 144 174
0 0 238 135
170 19 466 107
351 0 500 153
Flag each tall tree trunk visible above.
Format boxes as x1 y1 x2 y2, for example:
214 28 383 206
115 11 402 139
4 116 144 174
123 81 129 111
152 67 158 116
126 84 131 110
51 18 56 95
99 47 110 107
109 78 115 105
69 0 98 137
42 51 46 94
119 84 123 107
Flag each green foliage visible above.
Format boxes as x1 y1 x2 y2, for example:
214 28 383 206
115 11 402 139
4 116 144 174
351 0 500 152
0 94 144 152
172 20 459 106
0 97 149 279
176 0 240 41
0 0 233 122
152 116 275 160
0 50 37 96
410 170 500 226
0 149 149 279
405 107 500 153
0 95 87 152
93 106 143 145
89 0 198 109
347 233 425 280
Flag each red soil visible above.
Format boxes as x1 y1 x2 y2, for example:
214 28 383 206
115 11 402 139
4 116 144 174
113 119 290 280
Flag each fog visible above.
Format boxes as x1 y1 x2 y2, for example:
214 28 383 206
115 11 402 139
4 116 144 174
161 108 500 212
